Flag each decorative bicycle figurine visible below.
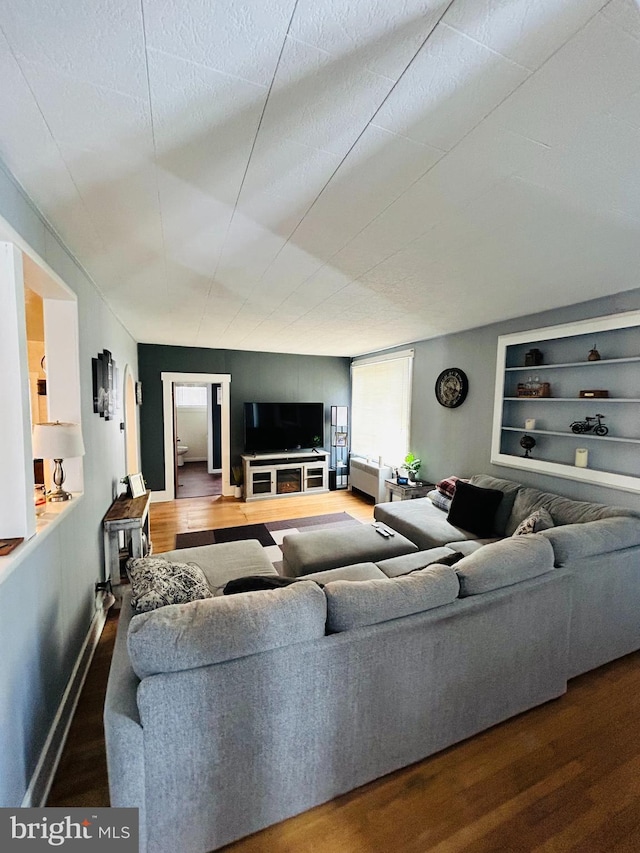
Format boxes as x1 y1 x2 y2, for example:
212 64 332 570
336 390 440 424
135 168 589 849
570 413 608 436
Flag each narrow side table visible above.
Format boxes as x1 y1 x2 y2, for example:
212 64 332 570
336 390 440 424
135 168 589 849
103 490 151 596
384 479 434 502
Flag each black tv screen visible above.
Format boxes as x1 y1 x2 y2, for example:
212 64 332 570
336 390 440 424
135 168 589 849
244 402 324 453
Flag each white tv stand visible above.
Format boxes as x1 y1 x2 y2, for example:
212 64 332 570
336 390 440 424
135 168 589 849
242 450 329 501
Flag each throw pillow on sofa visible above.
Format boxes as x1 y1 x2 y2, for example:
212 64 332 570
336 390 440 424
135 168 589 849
126 556 213 613
513 507 555 536
436 475 467 498
446 481 504 538
428 489 452 512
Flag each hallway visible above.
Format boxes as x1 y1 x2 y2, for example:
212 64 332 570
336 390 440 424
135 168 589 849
177 461 222 499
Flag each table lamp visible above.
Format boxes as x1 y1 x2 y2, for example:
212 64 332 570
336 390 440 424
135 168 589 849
32 421 85 502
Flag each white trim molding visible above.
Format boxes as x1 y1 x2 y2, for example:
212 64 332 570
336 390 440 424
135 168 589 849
154 372 232 502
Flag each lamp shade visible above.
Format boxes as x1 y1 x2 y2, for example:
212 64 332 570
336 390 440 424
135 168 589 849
32 422 85 460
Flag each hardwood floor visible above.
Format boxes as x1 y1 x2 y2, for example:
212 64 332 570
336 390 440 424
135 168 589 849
47 491 640 851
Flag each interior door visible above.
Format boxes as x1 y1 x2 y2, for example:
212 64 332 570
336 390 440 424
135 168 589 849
173 383 179 499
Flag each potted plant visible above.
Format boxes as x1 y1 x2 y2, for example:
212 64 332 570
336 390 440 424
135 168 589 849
231 465 244 499
403 452 421 482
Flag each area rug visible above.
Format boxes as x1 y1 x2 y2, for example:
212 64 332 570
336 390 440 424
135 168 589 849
175 512 363 568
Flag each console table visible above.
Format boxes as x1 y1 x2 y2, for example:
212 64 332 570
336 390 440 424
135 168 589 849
384 479 434 501
103 490 151 593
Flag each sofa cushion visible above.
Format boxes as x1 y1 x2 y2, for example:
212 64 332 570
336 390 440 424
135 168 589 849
156 540 278 594
504 486 640 536
455 534 555 596
374 497 478 550
513 507 555 536
126 557 213 613
468 475 521 536
445 538 502 556
376 547 456 578
541 516 640 565
223 575 300 594
300 563 387 584
447 481 504 538
324 566 459 632
127 581 327 678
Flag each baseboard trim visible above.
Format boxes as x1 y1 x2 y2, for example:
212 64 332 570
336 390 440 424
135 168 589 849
21 592 112 807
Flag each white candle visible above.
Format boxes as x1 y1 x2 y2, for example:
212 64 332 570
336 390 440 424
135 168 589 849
525 418 536 430
575 448 588 468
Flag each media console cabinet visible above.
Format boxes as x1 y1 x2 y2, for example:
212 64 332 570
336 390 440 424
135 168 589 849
242 451 329 501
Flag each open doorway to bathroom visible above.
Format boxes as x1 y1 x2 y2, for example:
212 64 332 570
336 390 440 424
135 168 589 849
174 383 222 499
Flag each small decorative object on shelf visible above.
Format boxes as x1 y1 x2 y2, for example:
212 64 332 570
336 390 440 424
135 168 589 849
524 348 543 366
520 434 536 458
579 389 609 398
575 448 589 468
588 343 601 361
524 418 536 430
517 377 551 397
570 413 608 436
34 485 46 516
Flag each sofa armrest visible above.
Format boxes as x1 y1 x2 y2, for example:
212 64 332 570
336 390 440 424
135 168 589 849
541 517 640 565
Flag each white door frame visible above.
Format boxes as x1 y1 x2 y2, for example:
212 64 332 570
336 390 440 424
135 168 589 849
153 372 232 502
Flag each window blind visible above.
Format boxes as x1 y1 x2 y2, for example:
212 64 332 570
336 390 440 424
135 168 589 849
350 351 413 467
175 385 207 407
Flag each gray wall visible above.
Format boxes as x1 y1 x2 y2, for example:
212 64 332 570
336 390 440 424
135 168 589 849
0 164 138 806
374 289 640 511
138 345 351 491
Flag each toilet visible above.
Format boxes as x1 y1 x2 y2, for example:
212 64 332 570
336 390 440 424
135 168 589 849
176 445 189 467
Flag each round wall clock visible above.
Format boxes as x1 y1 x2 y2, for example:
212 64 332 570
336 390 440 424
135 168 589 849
435 368 469 408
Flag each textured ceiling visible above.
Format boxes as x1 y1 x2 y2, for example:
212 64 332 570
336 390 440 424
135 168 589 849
2 0 640 356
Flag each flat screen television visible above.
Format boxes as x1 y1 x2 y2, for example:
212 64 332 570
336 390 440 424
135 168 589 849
243 402 324 453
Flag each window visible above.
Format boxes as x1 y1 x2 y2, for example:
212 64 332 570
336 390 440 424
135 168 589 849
175 385 207 407
351 350 413 467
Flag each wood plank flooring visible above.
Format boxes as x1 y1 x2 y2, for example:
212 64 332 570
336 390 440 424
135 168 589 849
46 491 640 851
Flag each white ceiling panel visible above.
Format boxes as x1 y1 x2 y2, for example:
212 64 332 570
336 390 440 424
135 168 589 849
493 12 640 147
443 0 608 71
373 23 529 151
289 0 447 80
0 0 147 97
142 0 295 87
1 0 640 356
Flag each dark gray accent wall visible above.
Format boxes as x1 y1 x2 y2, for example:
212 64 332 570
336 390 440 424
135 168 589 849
370 289 640 511
138 345 351 491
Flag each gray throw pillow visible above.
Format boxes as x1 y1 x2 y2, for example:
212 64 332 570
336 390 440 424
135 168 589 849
126 556 213 613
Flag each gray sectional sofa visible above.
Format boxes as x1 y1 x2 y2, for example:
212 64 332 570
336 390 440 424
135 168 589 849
104 474 640 853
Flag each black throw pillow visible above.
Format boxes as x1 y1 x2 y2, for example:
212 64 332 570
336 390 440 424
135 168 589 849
432 551 465 567
223 575 325 595
446 481 504 538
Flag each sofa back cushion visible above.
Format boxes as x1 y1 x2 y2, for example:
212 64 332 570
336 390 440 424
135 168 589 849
455 534 555 596
504 486 639 536
324 566 459 632
468 475 521 536
127 581 326 679
541 516 640 565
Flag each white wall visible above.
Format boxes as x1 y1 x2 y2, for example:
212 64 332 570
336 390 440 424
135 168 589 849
0 163 138 807
176 407 208 461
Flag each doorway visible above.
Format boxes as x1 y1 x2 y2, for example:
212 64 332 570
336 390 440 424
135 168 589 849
157 371 232 503
174 382 222 499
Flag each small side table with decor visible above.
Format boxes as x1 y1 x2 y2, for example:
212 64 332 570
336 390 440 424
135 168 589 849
384 479 434 502
103 490 152 598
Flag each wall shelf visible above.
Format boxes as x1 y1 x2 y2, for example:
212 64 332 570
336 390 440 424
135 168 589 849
492 311 640 493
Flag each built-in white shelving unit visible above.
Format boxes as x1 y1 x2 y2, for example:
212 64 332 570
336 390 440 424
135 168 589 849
491 311 640 493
